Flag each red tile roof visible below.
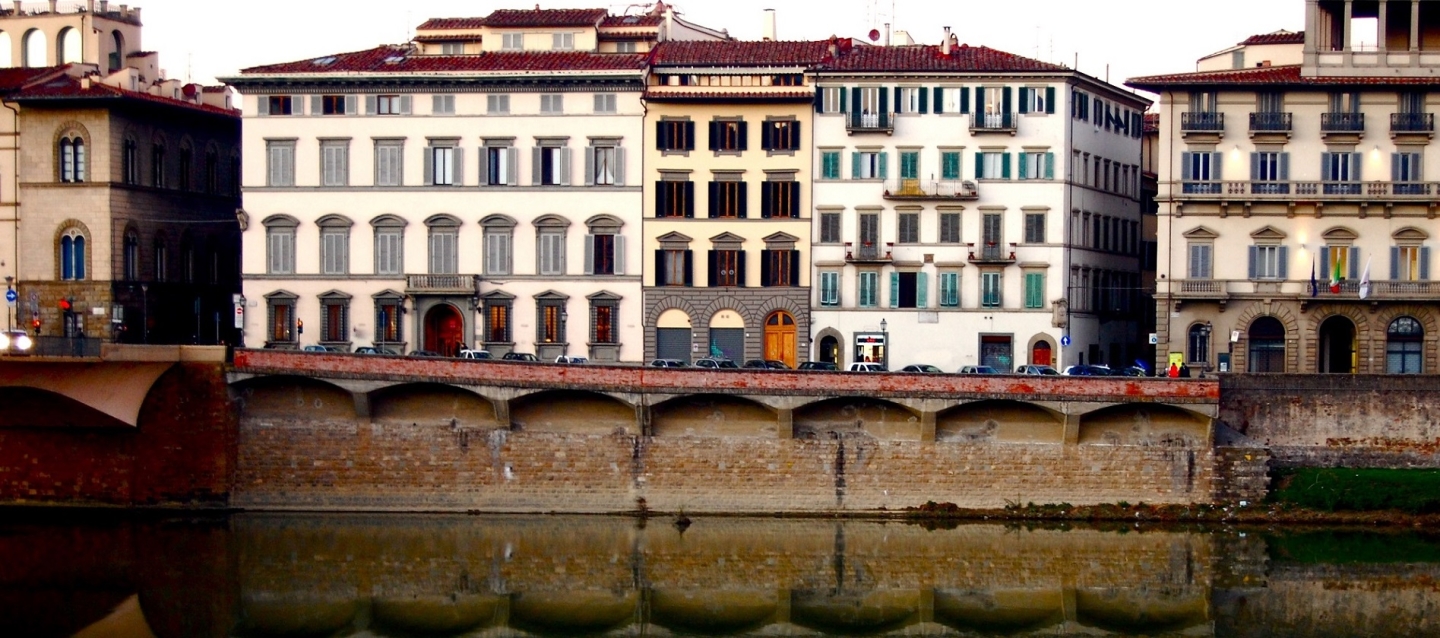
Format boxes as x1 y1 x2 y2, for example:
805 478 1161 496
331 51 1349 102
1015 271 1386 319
416 17 487 30
11 75 239 117
1128 64 1440 90
482 8 607 27
820 43 1070 73
240 45 646 75
644 89 815 101
1241 30 1304 46
0 66 67 92
649 41 830 67
1144 112 1159 133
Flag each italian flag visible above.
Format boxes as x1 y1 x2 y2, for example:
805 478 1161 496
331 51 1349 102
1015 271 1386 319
1329 256 1343 293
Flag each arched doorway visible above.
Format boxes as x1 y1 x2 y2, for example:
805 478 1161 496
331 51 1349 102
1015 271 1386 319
1031 340 1053 366
1318 315 1356 373
1386 316 1424 374
708 310 745 361
819 335 840 364
424 304 464 356
655 308 692 362
763 311 797 367
1247 316 1286 372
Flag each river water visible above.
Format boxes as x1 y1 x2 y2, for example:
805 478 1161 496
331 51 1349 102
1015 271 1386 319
3 512 1439 637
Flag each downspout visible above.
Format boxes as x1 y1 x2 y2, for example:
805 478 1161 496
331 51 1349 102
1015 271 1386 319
3 98 19 305
1062 76 1074 368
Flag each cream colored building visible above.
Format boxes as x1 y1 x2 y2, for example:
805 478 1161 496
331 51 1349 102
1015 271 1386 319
227 6 723 361
642 41 819 366
1131 0 1440 374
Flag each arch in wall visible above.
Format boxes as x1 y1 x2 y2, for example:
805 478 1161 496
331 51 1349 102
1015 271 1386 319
932 589 1065 636
936 400 1064 444
231 375 357 422
1317 314 1357 374
790 590 921 636
707 308 745 360
816 331 842 365
370 596 504 637
56 26 80 64
22 28 45 67
1074 589 1209 635
655 308 693 361
509 389 635 434
0 31 11 67
508 592 638 636
1076 403 1210 447
650 394 776 438
367 382 497 427
649 589 777 636
793 396 921 441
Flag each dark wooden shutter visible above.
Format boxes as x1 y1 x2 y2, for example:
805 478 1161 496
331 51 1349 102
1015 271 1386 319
737 121 749 151
789 250 800 285
655 250 667 286
789 121 801 148
683 182 694 217
683 121 695 150
708 121 720 152
683 250 694 286
760 249 772 287
736 250 746 287
737 182 748 218
761 121 774 150
708 250 718 286
708 181 719 218
656 121 669 150
761 181 773 218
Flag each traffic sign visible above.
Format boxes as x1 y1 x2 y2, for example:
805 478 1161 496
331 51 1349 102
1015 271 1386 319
4 289 14 304
1060 335 1071 347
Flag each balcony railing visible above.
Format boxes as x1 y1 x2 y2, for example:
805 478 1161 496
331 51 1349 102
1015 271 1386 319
970 111 1017 133
1176 279 1227 295
967 243 1016 264
1181 112 1224 132
846 111 894 134
406 274 478 293
1321 112 1364 132
1249 112 1292 132
1170 279 1440 300
882 178 978 201
1177 180 1438 199
30 336 102 358
1391 112 1435 133
845 241 892 263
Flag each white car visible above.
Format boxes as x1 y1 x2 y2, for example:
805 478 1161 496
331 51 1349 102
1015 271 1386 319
847 362 886 372
0 330 32 355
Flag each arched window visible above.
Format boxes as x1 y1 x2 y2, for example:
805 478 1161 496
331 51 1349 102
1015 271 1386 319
584 214 624 275
56 27 80 64
22 29 46 67
426 214 461 275
122 230 140 281
0 31 12 67
59 135 86 182
480 214 516 276
60 228 86 280
109 30 125 73
1247 316 1286 372
1187 323 1211 364
153 236 168 282
151 137 167 188
1386 316 1424 374
263 215 298 275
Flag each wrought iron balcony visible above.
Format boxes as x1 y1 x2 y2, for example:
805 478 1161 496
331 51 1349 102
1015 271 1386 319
1248 112 1292 133
882 178 978 201
1181 112 1224 132
846 111 894 134
1391 112 1434 133
406 274 479 294
1321 112 1364 132
1176 180 1439 200
970 111 1017 134
845 241 892 263
967 242 1016 264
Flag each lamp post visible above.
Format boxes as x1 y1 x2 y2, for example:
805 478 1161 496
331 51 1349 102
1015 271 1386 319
880 318 888 370
560 310 569 357
1198 321 1213 374
140 283 148 344
4 275 11 331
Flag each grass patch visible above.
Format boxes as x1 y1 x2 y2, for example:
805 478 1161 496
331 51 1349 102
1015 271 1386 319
1270 468 1440 514
1268 530 1440 564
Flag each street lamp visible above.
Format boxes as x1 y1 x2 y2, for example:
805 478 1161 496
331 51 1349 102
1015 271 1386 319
140 283 149 344
3 275 11 331
880 318 888 370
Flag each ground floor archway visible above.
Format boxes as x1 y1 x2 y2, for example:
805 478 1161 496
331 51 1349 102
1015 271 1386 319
423 303 465 357
656 309 692 362
763 311 797 367
1318 315 1356 374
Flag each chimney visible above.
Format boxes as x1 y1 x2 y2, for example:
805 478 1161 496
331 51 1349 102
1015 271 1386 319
87 0 94 12
883 22 890 46
942 26 952 55
99 0 108 12
48 0 56 13
118 3 126 17
761 8 776 42
12 2 20 15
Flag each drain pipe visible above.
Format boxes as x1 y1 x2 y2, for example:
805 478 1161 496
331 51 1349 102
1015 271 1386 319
3 98 19 312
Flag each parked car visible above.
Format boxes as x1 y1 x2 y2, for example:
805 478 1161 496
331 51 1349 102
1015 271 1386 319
958 365 1000 375
694 358 739 369
1062 364 1116 376
502 352 540 362
797 361 839 371
847 362 886 372
353 346 399 355
743 359 790 369
1015 365 1060 375
555 355 588 364
0 330 32 355
900 364 944 373
301 344 338 353
649 358 689 367
409 350 442 357
459 349 492 360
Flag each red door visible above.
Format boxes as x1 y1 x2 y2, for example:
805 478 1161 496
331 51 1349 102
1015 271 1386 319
1033 341 1053 366
424 304 464 356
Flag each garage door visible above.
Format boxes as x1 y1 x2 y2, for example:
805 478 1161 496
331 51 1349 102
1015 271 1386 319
710 328 745 362
656 327 690 362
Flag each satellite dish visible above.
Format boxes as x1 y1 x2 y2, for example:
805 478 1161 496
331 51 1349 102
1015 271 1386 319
868 28 880 42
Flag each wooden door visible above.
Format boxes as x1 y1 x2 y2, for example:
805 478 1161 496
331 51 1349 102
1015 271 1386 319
763 311 797 368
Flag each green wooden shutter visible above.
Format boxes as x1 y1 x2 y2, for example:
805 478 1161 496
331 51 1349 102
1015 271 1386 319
917 272 929 308
1001 154 1012 179
975 152 984 179
919 87 929 113
1018 87 1031 114
942 152 959 180
851 152 861 179
933 87 944 114
1044 152 1055 179
878 152 888 179
1045 87 1056 114
889 272 900 307
1002 87 1013 115
960 86 970 113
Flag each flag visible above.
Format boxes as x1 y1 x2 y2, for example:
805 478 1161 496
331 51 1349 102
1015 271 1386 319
1329 253 1343 293
1309 256 1318 297
1358 256 1373 299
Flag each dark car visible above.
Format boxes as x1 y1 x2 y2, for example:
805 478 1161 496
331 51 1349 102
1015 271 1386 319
694 358 739 369
797 361 839 371
743 359 790 369
958 365 1000 375
354 346 399 355
0 330 33 355
900 364 944 373
409 350 442 357
502 352 540 362
1063 364 1117 376
1015 364 1060 375
649 358 689 367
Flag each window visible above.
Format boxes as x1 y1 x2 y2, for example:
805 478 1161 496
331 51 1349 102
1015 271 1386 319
858 271 878 307
59 228 85 280
264 217 296 275
320 294 350 345
1188 324 1211 365
1181 151 1221 193
820 271 840 306
1024 272 1045 309
204 149 219 194
484 144 518 186
1387 316 1424 374
897 212 919 244
1247 316 1286 372
483 217 514 275
585 231 623 276
586 144 624 186
981 272 1002 307
899 151 919 179
709 120 747 153
656 119 695 152
656 177 694 217
940 87 965 114
708 179 746 218
1024 212 1046 244
376 95 405 115
552 32 574 50
975 151 1008 179
537 222 566 276
123 138 139 185
615 42 637 53
821 151 841 179
320 140 349 187
534 144 570 185
889 271 926 308
761 178 799 218
266 95 294 115
941 151 961 180
502 33 523 50
1393 244 1430 281
1019 151 1053 180
1399 90 1425 114
852 151 886 179
593 93 617 113
1188 243 1213 278
1322 243 1357 285
1251 151 1290 194
321 94 354 115
896 87 926 114
1393 152 1423 194
375 295 404 345
484 295 513 344
939 212 961 243
536 297 566 344
487 94 510 114
762 249 799 287
440 42 464 54
710 249 743 287
590 295 619 344
1248 244 1288 280
540 94 564 114
319 217 351 275
656 249 691 286
1322 152 1361 194
981 212 1003 257
426 143 460 186
820 212 841 243
266 293 297 344
59 135 85 182
372 216 405 276
432 94 455 115
939 272 959 307
1019 86 1052 114
178 144 192 191
761 120 800 152
819 87 844 113
374 140 403 186
427 217 459 275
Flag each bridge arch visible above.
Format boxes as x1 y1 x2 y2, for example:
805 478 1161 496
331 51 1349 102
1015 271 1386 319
1077 403 1211 447
1074 588 1209 635
789 590 922 635
649 590 778 635
508 591 638 635
368 382 497 428
932 588 1065 636
793 397 921 441
232 374 357 422
370 595 504 635
651 394 777 437
936 400 1065 444
510 389 637 434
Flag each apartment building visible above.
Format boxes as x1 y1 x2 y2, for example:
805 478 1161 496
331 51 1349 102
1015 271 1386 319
1130 0 1440 374
227 6 723 360
810 36 1149 371
643 41 820 366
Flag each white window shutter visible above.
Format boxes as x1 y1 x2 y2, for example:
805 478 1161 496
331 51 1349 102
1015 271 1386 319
506 148 519 185
614 147 626 186
257 96 270 116
400 95 412 115
584 147 595 185
560 148 572 186
292 95 304 115
584 234 594 274
345 95 357 114
452 148 464 186
365 95 377 114
310 95 322 115
532 147 542 185
423 149 434 184
614 235 626 275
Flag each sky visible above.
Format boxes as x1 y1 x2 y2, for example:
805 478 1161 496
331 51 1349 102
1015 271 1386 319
136 0 1303 98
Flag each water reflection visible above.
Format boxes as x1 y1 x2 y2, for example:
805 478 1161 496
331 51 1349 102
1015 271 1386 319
1 513 1439 637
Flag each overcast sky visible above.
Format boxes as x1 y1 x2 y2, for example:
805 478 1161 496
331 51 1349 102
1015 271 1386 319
139 0 1302 98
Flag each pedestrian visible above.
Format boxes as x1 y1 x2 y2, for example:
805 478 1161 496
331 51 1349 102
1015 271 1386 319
1167 362 1179 378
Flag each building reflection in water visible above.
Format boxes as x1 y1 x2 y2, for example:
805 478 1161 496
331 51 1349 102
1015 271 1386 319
1 514 1438 636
